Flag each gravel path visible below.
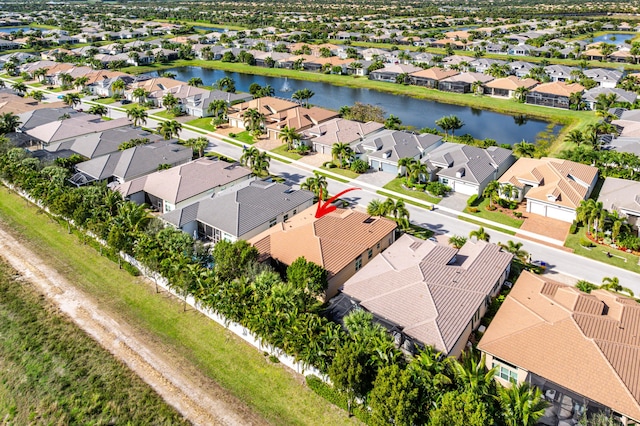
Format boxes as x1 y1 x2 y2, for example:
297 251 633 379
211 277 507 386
0 224 266 426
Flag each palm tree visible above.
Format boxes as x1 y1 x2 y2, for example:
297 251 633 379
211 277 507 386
115 201 151 233
449 350 496 394
62 92 81 108
564 129 584 146
216 76 236 93
88 104 108 116
469 226 490 242
514 86 529 103
448 235 467 249
74 76 89 90
11 81 27 95
600 276 634 297
397 157 416 179
513 141 536 158
279 125 302 150
111 78 126 98
292 88 315 108
58 72 74 89
157 120 182 140
499 240 529 261
207 99 228 119
162 93 179 110
498 381 548 426
367 199 389 217
448 115 464 138
483 180 500 208
0 112 21 133
408 161 429 185
301 172 328 200
435 115 452 140
185 137 209 158
33 67 48 83
331 142 354 168
126 105 148 127
28 90 44 102
132 87 149 105
242 108 265 134
240 146 259 168
188 77 204 87
252 151 270 176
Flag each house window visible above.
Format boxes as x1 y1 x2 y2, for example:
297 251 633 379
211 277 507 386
283 214 289 221
377 242 380 250
368 249 373 259
293 209 297 215
269 218 277 227
441 178 449 184
355 256 362 271
492 361 518 383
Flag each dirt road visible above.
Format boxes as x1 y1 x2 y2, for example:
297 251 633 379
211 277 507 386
0 224 266 426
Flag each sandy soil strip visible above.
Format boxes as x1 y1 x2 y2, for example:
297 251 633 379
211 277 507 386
0 225 266 426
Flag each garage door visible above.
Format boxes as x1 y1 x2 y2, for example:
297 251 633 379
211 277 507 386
381 162 397 174
452 180 478 195
528 201 546 216
546 207 575 223
370 160 381 171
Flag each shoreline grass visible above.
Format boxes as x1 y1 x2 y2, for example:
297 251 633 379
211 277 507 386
0 186 358 426
0 261 188 425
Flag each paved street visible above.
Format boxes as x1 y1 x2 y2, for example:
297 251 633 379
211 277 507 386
85 100 640 295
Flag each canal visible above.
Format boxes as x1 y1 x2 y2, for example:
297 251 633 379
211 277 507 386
152 66 559 144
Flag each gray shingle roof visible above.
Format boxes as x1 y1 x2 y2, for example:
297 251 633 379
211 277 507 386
426 143 514 184
357 130 442 163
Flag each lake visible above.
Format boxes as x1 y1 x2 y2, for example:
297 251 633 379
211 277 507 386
154 67 558 144
0 26 31 34
193 26 226 33
591 33 636 45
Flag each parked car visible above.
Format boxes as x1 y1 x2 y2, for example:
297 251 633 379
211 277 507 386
531 260 547 270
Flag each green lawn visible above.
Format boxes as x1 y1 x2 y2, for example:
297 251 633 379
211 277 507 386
383 178 441 205
185 117 217 133
94 97 117 105
152 110 176 119
0 186 358 426
457 216 517 236
0 262 188 425
272 144 303 160
464 197 524 229
320 165 359 179
234 131 255 145
120 103 147 111
565 227 640 275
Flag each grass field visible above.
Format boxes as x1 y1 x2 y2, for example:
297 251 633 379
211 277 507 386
383 178 441 205
0 186 357 425
0 261 189 425
565 227 640 275
272 144 303 160
185 116 217 132
464 197 524 229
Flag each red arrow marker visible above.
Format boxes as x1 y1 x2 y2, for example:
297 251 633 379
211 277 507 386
315 187 361 219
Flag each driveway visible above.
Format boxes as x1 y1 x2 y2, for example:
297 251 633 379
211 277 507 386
298 152 331 167
353 170 396 187
517 213 572 244
438 192 470 212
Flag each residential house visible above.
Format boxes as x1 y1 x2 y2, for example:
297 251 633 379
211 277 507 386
265 106 339 141
408 67 460 89
369 63 423 83
45 127 163 159
302 118 385 155
526 81 584 109
162 180 314 244
582 87 637 110
598 177 640 235
438 72 494 94
468 58 506 74
124 77 186 106
72 140 192 186
479 271 640 426
484 76 538 98
543 64 579 82
0 89 65 115
498 157 599 222
116 157 252 213
249 205 398 299
227 96 298 129
328 234 512 356
355 130 443 174
583 68 623 88
508 61 536 78
424 143 516 196
507 44 534 56
182 90 252 117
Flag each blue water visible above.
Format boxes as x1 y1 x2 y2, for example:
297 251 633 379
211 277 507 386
151 67 558 145
193 26 225 33
590 33 635 45
0 27 31 34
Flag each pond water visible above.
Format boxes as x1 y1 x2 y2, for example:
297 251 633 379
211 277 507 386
153 67 559 144
590 33 636 45
0 27 31 34
193 26 226 33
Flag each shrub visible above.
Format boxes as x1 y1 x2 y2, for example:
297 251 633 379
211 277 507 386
467 194 478 206
350 159 369 173
580 238 595 248
414 184 426 191
323 161 336 169
229 132 236 138
426 181 450 197
576 280 597 293
468 207 479 213
513 211 523 218
305 376 370 423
